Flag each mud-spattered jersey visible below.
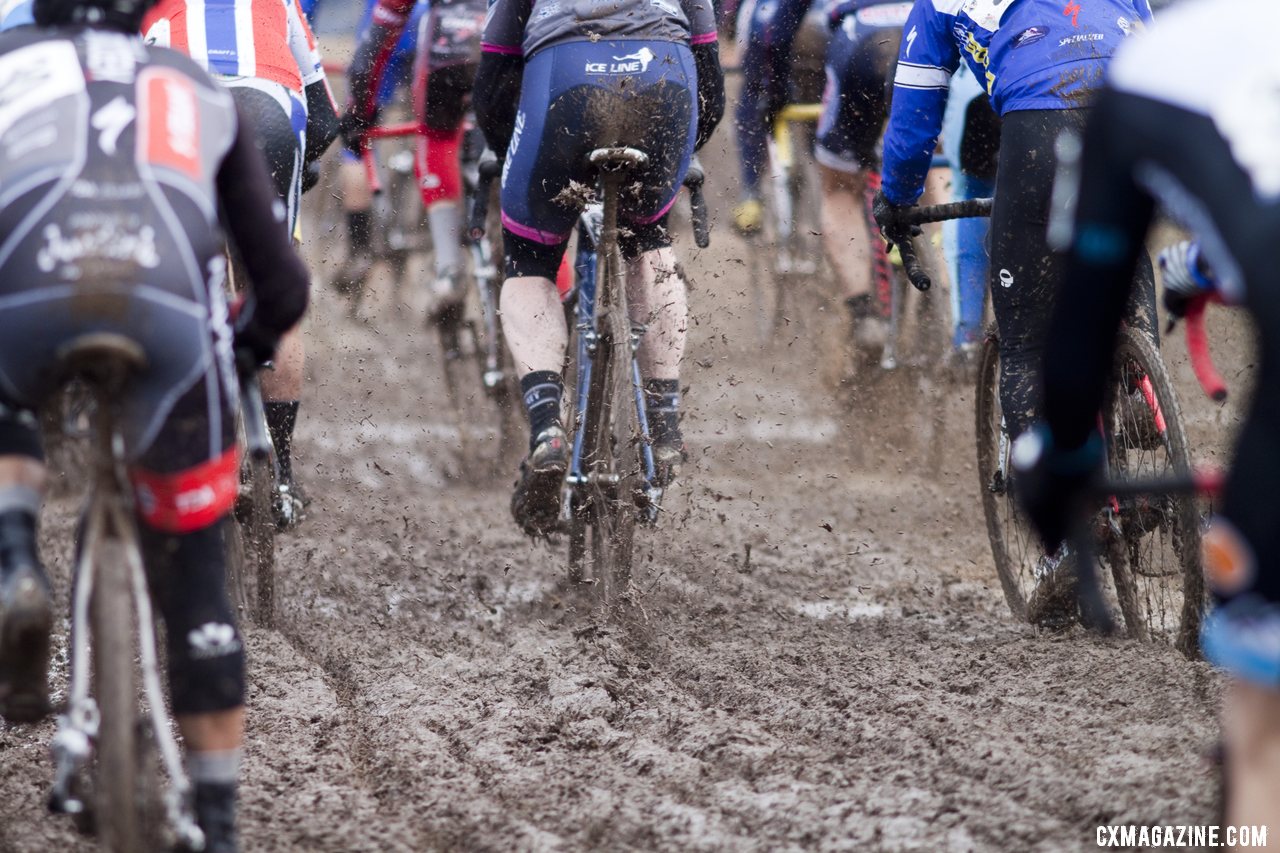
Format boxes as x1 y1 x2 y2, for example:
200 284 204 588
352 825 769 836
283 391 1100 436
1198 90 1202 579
481 0 718 59
141 0 324 92
0 26 239 424
880 0 1151 202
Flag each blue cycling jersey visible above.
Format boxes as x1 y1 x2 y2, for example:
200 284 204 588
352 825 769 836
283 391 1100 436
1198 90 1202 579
880 0 1151 203
0 0 33 30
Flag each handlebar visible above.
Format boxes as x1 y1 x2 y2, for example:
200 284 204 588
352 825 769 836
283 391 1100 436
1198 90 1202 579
466 155 712 249
468 156 503 242
358 122 420 195
880 198 994 293
1182 295 1228 402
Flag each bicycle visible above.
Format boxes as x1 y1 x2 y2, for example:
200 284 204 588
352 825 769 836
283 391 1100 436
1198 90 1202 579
363 125 522 474
471 149 710 605
745 101 827 343
44 333 209 852
886 198 1205 652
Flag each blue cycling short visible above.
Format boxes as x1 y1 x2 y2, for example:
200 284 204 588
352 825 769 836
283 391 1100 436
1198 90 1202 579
815 4 910 173
500 40 697 251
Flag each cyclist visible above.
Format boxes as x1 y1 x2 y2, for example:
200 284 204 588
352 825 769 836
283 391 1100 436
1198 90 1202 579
0 0 309 849
474 0 725 535
1016 0 1279 831
340 0 487 322
765 0 915 350
872 0 1156 442
328 0 426 292
143 0 339 528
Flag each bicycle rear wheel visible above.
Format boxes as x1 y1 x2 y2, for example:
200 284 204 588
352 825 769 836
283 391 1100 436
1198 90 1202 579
974 330 1039 618
571 210 640 606
1099 326 1204 654
90 540 156 852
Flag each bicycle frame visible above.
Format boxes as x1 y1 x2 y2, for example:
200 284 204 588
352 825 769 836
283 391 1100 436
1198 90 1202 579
563 174 661 526
48 358 202 849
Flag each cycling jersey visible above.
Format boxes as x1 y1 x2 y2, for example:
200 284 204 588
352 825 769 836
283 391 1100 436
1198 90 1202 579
481 0 718 59
142 0 325 93
880 0 1152 204
346 0 483 121
0 23 307 492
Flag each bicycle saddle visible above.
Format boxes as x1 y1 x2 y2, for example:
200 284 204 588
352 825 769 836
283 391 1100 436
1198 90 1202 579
54 333 148 393
588 147 649 172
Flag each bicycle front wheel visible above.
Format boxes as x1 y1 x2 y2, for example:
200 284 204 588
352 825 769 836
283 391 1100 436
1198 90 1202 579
1100 326 1205 655
90 540 155 852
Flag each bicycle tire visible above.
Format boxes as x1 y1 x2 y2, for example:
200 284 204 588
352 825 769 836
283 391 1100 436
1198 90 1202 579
572 192 638 606
974 330 1039 618
230 455 276 627
91 540 144 853
1100 326 1204 655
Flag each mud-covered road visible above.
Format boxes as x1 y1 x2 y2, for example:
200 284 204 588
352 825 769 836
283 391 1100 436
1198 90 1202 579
0 132 1244 852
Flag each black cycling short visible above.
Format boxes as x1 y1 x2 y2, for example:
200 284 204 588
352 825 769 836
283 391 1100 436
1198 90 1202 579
991 108 1157 438
815 5 910 173
500 40 697 280
224 79 306 232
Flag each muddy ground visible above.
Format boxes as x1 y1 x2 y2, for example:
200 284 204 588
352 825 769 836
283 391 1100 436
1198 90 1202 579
0 120 1250 852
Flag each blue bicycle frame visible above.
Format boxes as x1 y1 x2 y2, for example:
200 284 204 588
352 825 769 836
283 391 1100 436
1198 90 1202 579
564 203 661 525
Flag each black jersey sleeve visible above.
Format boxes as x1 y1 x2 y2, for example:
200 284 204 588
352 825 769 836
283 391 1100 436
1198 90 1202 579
217 111 310 336
1042 87 1157 450
692 40 724 150
473 50 524 156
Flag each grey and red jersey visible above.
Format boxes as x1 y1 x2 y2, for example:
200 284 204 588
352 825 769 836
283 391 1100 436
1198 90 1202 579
481 0 718 59
0 27 236 307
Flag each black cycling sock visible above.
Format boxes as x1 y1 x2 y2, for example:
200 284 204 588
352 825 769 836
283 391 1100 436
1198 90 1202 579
520 371 562 449
845 293 878 322
265 401 298 485
347 210 372 253
644 378 681 446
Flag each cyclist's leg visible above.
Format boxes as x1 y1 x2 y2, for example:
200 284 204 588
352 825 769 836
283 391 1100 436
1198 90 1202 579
609 45 697 475
990 108 1156 440
988 109 1085 440
815 18 900 346
732 0 770 232
334 0 420 285
226 80 309 526
130 365 244 851
497 47 582 487
0 409 50 722
1202 386 1280 830
414 56 473 318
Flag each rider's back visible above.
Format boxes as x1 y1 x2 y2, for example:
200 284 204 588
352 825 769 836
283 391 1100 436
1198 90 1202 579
0 26 235 299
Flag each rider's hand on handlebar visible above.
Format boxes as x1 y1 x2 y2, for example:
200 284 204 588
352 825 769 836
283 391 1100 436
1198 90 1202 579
1158 240 1217 319
232 316 280 379
1011 423 1105 552
338 107 377 157
870 190 921 247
